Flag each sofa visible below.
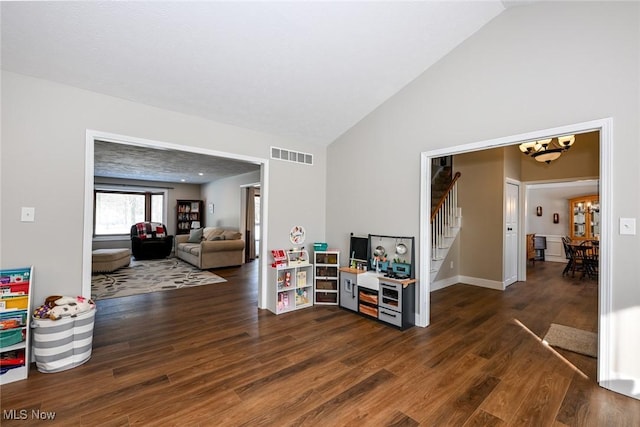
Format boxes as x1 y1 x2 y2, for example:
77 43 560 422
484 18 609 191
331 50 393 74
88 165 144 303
130 222 174 260
175 227 245 269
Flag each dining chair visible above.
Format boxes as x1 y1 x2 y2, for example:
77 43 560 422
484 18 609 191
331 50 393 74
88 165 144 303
584 240 599 279
570 241 591 278
561 236 574 276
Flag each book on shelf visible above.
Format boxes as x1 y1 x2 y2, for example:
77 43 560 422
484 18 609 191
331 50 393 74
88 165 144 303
295 289 309 305
296 271 307 286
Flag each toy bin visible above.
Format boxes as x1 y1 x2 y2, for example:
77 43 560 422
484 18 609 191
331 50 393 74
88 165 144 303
31 307 96 373
0 328 25 347
313 242 328 251
0 295 29 310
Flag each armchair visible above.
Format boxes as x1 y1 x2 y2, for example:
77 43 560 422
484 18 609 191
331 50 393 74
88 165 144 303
130 222 174 260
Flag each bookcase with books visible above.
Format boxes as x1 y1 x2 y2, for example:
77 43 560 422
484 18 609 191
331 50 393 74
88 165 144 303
0 266 33 385
267 262 313 315
176 200 203 235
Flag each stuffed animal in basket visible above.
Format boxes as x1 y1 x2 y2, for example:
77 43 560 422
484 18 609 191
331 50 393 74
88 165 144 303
33 296 94 320
48 296 95 320
33 295 62 319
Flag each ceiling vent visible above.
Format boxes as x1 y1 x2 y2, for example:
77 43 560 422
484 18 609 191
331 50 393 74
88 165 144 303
271 146 313 166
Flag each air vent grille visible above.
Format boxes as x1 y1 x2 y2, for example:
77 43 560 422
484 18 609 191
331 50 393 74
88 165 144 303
271 146 313 165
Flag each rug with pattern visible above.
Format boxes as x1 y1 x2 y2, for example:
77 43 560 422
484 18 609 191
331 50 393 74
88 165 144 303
91 257 227 300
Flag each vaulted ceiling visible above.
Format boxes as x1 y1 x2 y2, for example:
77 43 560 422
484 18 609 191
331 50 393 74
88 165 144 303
2 1 514 183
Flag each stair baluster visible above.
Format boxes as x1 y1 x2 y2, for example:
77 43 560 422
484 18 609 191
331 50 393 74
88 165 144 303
430 172 462 282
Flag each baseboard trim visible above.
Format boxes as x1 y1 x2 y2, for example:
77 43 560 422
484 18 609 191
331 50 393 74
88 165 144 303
600 375 640 400
544 256 568 264
431 276 459 292
458 275 504 290
431 275 505 291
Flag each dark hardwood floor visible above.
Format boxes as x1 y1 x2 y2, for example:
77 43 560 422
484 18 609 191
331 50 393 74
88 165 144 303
2 260 639 426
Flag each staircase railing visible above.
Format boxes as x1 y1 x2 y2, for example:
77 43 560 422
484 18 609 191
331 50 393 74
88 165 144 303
431 172 461 257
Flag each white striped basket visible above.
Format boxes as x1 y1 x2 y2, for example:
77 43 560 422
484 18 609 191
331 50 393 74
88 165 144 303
31 307 96 373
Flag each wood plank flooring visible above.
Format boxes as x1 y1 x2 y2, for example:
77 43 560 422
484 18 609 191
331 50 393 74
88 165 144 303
2 260 639 426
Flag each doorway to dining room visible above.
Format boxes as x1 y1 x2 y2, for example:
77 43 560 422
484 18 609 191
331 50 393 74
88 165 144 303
525 179 599 266
422 119 608 386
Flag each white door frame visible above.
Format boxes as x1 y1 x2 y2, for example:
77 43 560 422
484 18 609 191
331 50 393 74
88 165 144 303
83 130 271 309
420 117 612 386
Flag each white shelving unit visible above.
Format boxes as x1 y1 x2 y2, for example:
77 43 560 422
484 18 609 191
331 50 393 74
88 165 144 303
267 263 313 314
314 251 339 305
0 266 33 385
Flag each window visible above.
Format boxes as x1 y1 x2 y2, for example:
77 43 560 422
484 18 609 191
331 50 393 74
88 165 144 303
151 194 163 223
94 189 165 236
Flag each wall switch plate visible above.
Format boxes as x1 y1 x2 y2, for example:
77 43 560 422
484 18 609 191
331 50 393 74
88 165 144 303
21 207 35 222
620 218 636 235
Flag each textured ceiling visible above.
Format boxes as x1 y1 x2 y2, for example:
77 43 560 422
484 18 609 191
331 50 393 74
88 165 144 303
94 141 260 184
1 1 506 147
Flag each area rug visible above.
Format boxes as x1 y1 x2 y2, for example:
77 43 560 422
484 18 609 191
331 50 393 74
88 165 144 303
543 323 597 358
91 257 227 300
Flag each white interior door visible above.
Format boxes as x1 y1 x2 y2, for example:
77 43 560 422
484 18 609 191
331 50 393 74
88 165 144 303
504 182 519 286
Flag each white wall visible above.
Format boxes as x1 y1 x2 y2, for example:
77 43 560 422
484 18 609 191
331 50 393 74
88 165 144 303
526 182 599 237
1 72 326 309
326 2 639 397
201 170 260 229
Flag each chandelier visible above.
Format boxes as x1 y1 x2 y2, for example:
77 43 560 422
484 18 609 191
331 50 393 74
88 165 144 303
519 135 575 164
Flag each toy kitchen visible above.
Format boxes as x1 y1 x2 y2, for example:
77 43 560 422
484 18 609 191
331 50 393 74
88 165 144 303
338 234 416 330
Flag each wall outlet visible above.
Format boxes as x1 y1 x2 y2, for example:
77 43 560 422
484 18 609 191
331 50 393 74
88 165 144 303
450 261 454 269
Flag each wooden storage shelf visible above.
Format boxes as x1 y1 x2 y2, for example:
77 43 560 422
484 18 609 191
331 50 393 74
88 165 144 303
314 251 339 306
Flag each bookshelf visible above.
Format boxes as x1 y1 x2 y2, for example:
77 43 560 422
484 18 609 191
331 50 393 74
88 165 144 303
0 266 33 385
267 263 313 314
176 200 203 235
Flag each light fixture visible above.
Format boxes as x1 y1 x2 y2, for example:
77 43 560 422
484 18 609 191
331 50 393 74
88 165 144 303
519 134 575 164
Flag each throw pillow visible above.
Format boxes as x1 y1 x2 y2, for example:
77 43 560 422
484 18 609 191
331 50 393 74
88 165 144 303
209 235 224 241
222 230 242 240
204 228 225 240
152 223 166 238
187 228 203 243
135 222 149 239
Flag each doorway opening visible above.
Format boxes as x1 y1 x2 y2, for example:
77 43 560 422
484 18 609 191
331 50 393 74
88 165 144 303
420 118 612 387
241 185 261 263
83 130 271 308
